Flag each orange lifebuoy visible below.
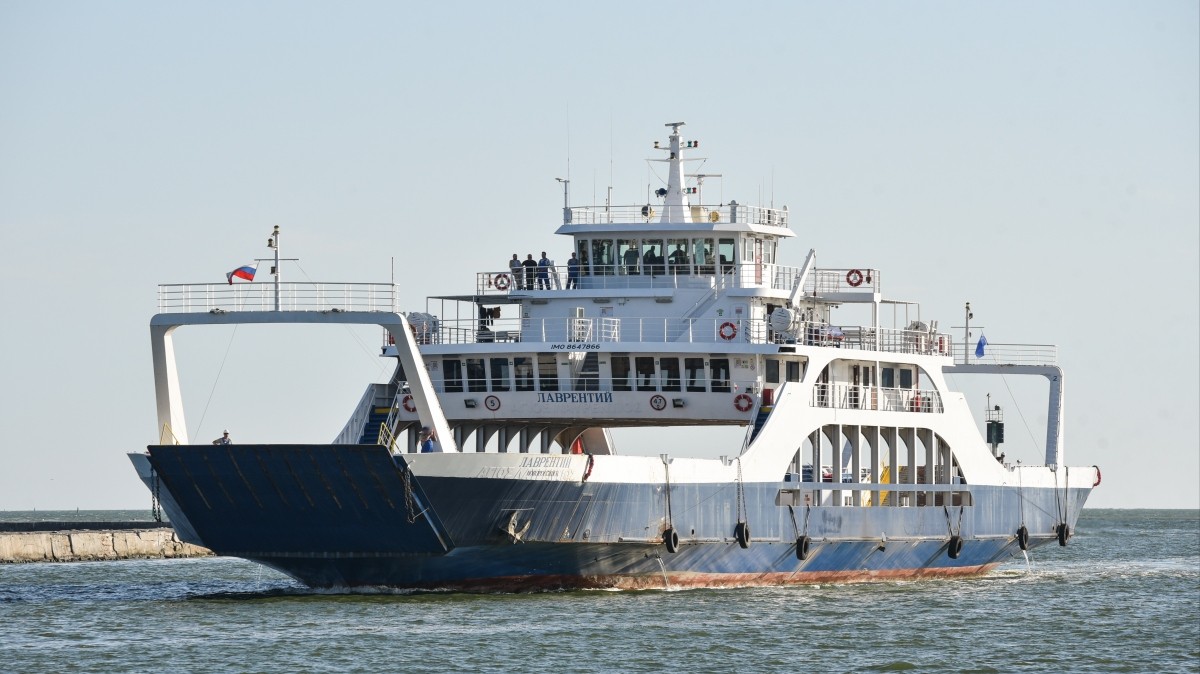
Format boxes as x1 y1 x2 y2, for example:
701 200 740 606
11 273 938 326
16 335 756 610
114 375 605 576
401 394 416 413
734 393 754 412
719 321 738 340
846 269 864 287
1093 465 1102 487
494 273 511 291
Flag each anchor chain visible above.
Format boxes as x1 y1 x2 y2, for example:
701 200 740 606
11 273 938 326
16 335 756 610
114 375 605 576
151 468 162 523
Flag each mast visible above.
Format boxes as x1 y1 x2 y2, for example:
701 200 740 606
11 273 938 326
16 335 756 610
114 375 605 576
659 122 693 223
268 225 281 311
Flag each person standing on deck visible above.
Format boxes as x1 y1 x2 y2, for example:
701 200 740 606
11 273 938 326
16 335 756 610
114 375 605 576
537 252 551 289
566 252 580 289
419 426 440 453
522 254 537 290
212 430 231 445
508 253 523 290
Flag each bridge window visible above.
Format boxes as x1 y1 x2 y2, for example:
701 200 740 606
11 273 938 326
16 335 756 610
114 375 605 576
636 357 656 391
490 358 510 392
718 238 735 274
591 239 615 276
711 358 731 392
444 359 463 393
466 358 487 393
660 357 681 391
537 354 559 391
694 238 715 274
685 357 706 391
514 357 534 391
611 356 632 391
618 239 639 275
667 239 690 275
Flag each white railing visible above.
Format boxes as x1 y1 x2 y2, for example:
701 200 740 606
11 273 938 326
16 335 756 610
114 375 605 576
812 383 944 413
157 282 398 314
476 261 805 296
951 342 1058 367
562 203 790 229
807 268 882 294
411 315 958 357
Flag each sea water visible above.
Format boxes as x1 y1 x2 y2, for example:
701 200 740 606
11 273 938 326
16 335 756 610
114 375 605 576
0 509 1196 673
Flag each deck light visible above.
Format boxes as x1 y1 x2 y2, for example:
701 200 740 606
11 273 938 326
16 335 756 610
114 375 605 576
672 399 685 408
464 399 478 408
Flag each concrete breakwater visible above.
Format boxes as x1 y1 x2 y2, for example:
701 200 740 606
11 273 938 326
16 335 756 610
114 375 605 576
0 522 211 563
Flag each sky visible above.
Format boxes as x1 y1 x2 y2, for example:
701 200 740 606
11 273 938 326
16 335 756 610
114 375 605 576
1 1 1196 510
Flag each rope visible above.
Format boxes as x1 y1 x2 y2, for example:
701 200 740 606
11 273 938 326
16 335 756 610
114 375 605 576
663 460 674 527
1017 462 1025 527
735 457 747 524
193 324 239 439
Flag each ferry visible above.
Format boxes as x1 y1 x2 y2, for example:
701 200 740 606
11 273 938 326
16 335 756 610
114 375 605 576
130 122 1099 591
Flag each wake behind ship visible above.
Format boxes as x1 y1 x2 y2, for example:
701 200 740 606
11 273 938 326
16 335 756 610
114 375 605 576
131 122 1098 591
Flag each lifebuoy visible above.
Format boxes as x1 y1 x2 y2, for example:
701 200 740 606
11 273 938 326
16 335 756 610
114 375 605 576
910 394 923 412
664 527 680 554
1056 523 1070 547
796 535 811 561
1016 526 1029 551
734 521 751 549
718 321 737 340
733 393 754 412
641 205 654 218
1093 465 1102 487
948 535 964 559
846 269 864 287
401 395 416 413
494 273 511 291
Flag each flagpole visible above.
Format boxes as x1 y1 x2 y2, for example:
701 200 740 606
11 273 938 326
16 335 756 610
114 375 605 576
268 225 280 311
963 302 971 364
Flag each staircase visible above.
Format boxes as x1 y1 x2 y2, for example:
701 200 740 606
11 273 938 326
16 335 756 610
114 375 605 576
749 404 773 443
358 407 392 444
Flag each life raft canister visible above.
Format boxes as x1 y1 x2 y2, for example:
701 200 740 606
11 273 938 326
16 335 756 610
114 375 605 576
733 393 754 412
846 269 865 287
718 321 738 341
494 273 511 291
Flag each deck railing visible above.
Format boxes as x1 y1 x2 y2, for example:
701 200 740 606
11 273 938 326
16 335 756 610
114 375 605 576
157 282 398 314
951 342 1058 367
563 203 790 229
812 383 945 413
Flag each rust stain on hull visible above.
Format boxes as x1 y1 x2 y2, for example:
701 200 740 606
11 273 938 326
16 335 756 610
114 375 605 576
338 564 999 594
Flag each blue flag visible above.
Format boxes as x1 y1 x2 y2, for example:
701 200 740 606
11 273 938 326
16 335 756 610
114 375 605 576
975 334 988 358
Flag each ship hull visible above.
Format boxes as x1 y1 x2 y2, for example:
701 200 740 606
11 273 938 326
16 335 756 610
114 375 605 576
134 444 1086 591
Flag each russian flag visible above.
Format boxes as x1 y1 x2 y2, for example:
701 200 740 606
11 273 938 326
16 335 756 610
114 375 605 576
226 262 257 285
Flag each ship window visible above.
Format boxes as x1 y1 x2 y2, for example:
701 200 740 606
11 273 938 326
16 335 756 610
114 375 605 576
711 357 731 393
660 357 681 391
685 357 706 392
900 369 913 389
444 359 463 393
618 239 639 275
667 239 690 275
466 358 487 393
537 353 559 391
611 356 631 391
514 357 534 391
642 239 664 276
636 357 657 391
718 238 735 275
766 359 780 384
786 360 802 382
576 240 590 276
694 238 715 274
591 239 615 276
881 367 895 388
490 358 510 392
